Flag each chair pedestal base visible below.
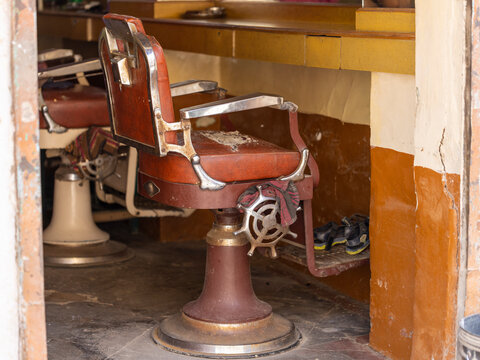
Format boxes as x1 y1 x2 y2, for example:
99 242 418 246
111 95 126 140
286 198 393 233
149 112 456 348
153 209 300 358
43 167 134 267
44 240 134 267
153 312 300 358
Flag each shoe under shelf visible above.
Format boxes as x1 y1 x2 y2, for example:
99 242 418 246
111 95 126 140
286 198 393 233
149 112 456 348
276 241 370 278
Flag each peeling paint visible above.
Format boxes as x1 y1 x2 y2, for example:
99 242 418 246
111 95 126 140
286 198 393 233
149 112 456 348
199 130 257 151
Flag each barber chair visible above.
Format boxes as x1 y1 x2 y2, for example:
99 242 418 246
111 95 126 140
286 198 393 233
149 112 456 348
99 13 319 358
39 51 218 266
38 51 134 267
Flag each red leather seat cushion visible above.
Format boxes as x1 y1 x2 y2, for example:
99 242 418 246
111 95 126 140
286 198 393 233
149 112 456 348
139 131 301 184
39 85 110 129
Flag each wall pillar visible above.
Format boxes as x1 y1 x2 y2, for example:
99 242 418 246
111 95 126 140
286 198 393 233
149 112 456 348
412 1 467 359
369 72 416 360
0 0 47 359
465 0 480 318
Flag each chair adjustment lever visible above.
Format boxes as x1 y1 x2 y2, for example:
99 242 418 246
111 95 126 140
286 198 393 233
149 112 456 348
191 155 226 191
278 148 309 182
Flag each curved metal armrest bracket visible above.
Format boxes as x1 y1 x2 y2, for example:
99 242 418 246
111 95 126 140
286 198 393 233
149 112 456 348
278 103 320 187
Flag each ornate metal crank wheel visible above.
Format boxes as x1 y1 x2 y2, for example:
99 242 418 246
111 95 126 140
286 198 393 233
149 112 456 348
236 186 297 258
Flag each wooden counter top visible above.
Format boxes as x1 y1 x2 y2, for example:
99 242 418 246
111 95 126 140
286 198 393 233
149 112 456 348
38 5 415 74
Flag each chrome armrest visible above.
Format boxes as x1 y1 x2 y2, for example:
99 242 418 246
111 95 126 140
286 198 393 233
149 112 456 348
180 93 284 120
37 58 101 134
38 58 101 79
38 49 74 62
170 80 218 97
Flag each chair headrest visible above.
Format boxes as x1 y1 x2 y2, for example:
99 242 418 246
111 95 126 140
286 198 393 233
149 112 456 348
103 13 146 42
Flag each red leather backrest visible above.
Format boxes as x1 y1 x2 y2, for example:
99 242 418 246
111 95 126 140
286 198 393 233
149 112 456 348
99 14 176 153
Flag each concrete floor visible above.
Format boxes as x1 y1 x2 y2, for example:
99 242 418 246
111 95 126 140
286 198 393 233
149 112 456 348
44 222 387 360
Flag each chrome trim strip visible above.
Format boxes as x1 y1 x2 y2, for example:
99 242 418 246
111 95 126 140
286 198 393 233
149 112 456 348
38 58 101 79
170 80 218 97
180 93 284 119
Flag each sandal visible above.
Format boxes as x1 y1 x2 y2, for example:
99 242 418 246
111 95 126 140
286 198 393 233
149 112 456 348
314 222 347 250
345 216 370 255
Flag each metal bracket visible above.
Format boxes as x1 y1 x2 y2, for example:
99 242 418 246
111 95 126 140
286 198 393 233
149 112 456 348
278 148 309 182
191 155 226 190
38 89 67 134
279 101 298 112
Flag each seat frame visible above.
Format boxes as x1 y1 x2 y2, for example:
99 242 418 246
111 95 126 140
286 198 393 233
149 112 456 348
98 14 316 191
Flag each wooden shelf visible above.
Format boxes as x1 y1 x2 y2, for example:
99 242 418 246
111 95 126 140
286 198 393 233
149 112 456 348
37 4 415 74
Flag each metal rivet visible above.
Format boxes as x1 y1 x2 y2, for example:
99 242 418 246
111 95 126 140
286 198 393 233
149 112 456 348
144 181 160 197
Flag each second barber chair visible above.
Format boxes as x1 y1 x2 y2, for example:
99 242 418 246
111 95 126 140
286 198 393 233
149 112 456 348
99 13 319 358
38 52 135 267
39 51 219 266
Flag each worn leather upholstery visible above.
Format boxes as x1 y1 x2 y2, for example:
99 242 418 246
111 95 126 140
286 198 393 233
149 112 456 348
39 85 110 129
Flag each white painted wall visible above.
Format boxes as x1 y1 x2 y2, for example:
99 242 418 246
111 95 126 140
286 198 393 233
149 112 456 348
165 50 371 125
0 0 20 359
370 72 416 155
415 0 466 175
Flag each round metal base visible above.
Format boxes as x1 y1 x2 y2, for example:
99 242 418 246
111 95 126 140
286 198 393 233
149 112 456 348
152 312 301 358
44 240 134 267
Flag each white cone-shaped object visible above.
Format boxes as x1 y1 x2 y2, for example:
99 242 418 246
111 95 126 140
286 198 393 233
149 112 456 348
43 166 109 246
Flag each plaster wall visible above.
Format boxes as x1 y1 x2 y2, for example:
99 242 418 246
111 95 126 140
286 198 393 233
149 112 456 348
0 1 20 359
370 53 465 359
414 0 466 175
370 72 415 154
165 50 371 125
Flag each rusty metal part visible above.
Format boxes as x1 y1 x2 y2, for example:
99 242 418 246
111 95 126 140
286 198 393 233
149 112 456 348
153 312 300 358
287 110 320 187
44 240 134 267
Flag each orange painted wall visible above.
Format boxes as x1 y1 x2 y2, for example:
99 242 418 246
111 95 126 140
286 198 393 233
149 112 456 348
369 149 461 360
369 147 416 360
411 167 460 360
